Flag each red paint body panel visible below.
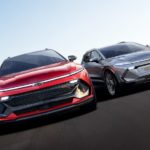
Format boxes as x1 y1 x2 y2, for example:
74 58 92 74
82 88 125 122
0 60 95 122
0 62 80 89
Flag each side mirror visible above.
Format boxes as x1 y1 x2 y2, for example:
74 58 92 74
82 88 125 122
68 55 77 62
89 57 100 63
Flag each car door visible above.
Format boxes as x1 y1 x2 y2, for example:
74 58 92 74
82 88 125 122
82 50 104 84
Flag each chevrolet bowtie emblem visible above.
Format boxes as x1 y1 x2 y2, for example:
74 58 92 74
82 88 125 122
33 82 43 86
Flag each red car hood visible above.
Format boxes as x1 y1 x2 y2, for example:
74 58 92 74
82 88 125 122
0 61 82 90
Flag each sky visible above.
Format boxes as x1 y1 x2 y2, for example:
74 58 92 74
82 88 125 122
1 0 150 64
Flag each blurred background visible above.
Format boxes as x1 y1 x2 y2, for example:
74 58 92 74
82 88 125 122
1 0 150 64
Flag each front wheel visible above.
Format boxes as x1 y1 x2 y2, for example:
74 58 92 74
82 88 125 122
104 71 119 96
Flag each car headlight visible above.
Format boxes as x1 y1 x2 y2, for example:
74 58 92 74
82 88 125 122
128 66 135 70
75 80 90 98
0 96 10 102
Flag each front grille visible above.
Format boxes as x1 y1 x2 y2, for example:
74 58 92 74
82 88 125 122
14 98 72 115
5 82 77 107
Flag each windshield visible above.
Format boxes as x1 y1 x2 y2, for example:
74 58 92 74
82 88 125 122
0 50 66 76
99 43 147 59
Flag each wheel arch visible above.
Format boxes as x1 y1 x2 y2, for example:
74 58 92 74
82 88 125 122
103 67 119 84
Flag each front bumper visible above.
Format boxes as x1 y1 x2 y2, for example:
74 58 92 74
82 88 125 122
0 67 95 123
121 67 150 84
0 96 94 124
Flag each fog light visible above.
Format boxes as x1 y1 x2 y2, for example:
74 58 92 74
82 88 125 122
75 81 90 98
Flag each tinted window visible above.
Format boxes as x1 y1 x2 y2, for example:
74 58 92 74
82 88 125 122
83 52 91 63
99 44 146 59
91 51 101 59
0 50 66 76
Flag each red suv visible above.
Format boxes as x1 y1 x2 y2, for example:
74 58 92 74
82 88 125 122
0 49 96 123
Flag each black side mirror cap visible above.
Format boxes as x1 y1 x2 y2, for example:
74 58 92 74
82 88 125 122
68 55 77 62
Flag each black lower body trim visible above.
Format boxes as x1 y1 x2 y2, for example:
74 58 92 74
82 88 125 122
0 97 95 124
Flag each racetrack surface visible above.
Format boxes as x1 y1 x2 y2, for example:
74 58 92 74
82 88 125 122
1 84 150 150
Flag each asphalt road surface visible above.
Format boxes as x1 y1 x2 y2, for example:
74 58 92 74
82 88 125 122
1 84 150 150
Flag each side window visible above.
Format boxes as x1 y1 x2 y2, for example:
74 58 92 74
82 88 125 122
83 52 91 63
90 51 101 60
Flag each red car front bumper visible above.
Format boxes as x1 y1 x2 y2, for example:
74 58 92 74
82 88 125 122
0 96 94 123
0 69 95 123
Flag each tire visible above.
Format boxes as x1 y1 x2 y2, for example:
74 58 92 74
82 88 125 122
104 71 119 96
